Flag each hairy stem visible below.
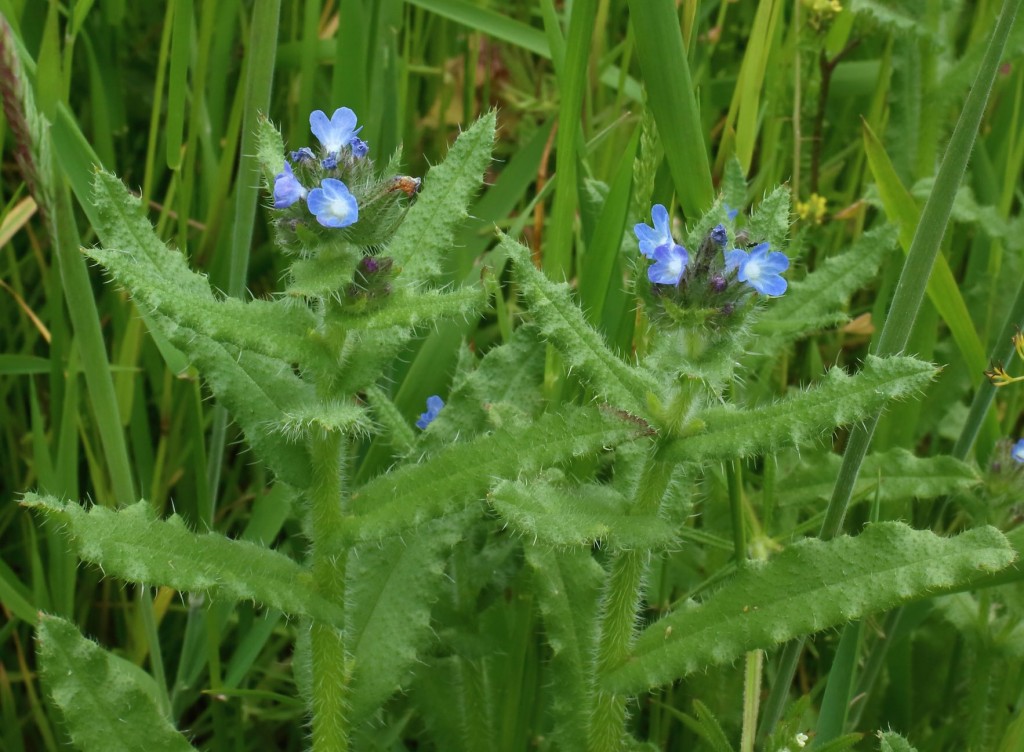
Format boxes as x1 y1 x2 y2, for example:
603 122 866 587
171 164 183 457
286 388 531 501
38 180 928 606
308 429 350 752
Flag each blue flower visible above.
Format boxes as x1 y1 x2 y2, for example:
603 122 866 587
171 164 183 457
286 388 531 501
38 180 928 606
724 203 739 221
310 107 364 157
710 224 728 247
350 136 369 158
307 178 359 228
1012 439 1024 463
724 242 789 296
634 204 675 259
273 162 307 208
648 242 689 285
290 147 316 164
416 395 444 429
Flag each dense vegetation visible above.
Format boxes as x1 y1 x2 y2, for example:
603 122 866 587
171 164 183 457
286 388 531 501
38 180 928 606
1 1 1023 750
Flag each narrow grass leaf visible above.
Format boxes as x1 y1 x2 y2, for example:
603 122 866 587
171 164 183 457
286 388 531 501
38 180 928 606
626 0 713 218
606 523 1015 693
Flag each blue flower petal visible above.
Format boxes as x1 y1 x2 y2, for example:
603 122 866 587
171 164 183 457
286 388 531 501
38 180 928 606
307 178 359 228
635 204 675 259
272 162 307 208
647 243 689 285
1012 438 1024 463
416 395 445 429
724 248 748 273
310 107 359 155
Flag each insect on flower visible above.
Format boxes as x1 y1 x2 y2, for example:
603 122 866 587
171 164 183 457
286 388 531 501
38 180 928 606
389 175 422 197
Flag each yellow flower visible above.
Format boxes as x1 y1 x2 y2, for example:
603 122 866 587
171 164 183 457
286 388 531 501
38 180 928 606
795 193 828 224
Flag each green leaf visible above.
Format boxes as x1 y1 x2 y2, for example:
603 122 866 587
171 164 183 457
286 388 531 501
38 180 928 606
347 513 468 724
777 448 980 508
878 730 919 752
155 316 314 487
626 0 713 218
88 171 324 369
23 495 344 627
389 111 496 283
328 286 488 331
347 405 649 541
490 476 677 550
664 355 936 463
605 522 1015 694
746 185 792 251
504 234 658 416
36 614 195 752
753 225 897 348
526 546 604 752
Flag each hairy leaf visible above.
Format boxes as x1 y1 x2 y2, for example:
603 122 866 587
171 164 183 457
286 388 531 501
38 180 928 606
605 523 1015 693
490 477 677 550
777 448 980 508
526 546 604 751
156 315 313 487
347 513 468 724
504 234 657 416
23 495 343 626
347 406 650 540
389 111 496 283
37 614 196 752
754 225 897 348
664 355 936 463
88 171 324 368
328 285 488 331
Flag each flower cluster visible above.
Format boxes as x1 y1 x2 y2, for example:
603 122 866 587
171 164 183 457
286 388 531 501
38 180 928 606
632 203 790 326
273 108 365 227
269 106 421 252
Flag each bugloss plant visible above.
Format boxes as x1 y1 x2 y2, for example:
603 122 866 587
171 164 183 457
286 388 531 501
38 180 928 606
23 101 1018 752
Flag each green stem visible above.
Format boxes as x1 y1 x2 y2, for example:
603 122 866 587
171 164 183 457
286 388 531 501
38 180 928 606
588 452 673 751
740 650 763 752
727 458 747 570
308 430 350 752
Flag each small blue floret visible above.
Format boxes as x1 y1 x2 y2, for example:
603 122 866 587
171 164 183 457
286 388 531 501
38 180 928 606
350 136 369 158
416 395 445 429
648 242 689 286
290 147 316 164
273 162 307 208
310 107 363 157
1012 439 1024 463
634 204 675 260
724 242 789 296
307 178 359 228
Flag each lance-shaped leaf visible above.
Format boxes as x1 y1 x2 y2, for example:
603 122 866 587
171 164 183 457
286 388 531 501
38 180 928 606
503 234 657 417
389 111 496 283
328 285 488 331
347 405 651 541
23 495 344 627
662 355 936 463
347 513 469 725
88 171 325 369
526 546 604 751
156 315 313 487
776 448 980 508
605 522 1015 694
490 477 677 550
37 614 195 752
754 225 897 349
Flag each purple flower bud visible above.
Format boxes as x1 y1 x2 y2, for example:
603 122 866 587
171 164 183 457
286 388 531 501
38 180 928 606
710 274 727 292
321 154 338 170
290 147 316 164
710 224 728 247
350 136 369 158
